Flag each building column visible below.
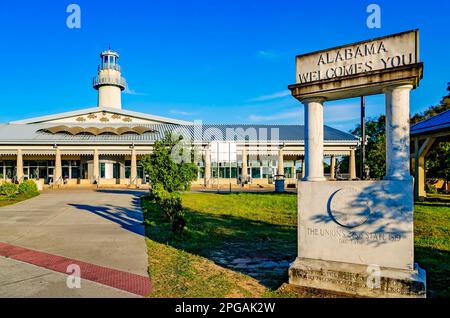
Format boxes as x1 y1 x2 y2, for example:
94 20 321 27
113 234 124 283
302 97 326 181
277 148 284 176
16 149 23 182
93 149 99 183
54 147 62 185
130 147 137 186
384 84 413 180
119 158 126 179
204 148 211 187
330 155 336 180
241 147 248 181
349 149 356 180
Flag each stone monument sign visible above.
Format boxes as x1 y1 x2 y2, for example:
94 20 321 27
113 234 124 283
288 30 426 297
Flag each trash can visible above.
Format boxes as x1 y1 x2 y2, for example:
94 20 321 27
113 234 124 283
274 174 285 193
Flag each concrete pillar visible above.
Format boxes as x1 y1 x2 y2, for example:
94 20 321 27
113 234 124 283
349 149 356 180
277 148 284 176
204 148 211 187
16 149 23 182
54 147 62 185
119 159 126 179
241 147 248 180
130 147 137 186
384 84 413 180
330 155 336 180
302 97 326 181
93 149 99 183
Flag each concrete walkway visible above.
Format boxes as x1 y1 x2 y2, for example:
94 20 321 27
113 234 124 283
0 189 150 297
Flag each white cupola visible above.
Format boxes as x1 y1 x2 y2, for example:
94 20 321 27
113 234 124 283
93 48 127 109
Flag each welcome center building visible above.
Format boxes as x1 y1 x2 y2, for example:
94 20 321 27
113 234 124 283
0 50 358 189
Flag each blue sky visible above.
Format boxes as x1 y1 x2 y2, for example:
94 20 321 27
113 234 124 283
0 0 448 132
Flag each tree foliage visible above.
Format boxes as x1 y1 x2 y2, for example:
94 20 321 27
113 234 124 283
141 133 198 233
141 133 198 193
351 115 386 179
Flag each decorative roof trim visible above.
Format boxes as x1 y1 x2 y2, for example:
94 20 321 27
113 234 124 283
38 125 157 136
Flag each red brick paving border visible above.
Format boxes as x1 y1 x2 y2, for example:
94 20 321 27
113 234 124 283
0 242 152 296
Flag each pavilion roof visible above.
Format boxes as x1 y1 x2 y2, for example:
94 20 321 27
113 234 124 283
410 109 450 136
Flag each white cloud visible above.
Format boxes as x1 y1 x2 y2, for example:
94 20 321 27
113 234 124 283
324 103 361 124
247 90 291 102
169 109 197 116
249 109 302 122
124 88 147 96
257 50 278 60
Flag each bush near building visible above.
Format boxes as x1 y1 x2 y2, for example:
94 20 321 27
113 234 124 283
0 182 18 197
18 180 39 196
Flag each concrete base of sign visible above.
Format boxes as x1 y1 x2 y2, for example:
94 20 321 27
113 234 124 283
289 258 426 298
291 179 427 298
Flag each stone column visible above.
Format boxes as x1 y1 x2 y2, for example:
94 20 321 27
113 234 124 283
54 147 62 185
16 149 23 182
241 147 248 180
330 155 336 180
302 97 326 181
384 84 413 180
277 148 284 176
204 148 211 187
349 149 356 180
93 149 99 183
130 147 137 186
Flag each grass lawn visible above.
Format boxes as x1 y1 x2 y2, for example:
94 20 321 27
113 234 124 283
414 200 450 298
142 192 450 298
0 193 39 207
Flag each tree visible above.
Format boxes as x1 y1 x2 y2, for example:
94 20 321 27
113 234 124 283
351 115 386 179
140 133 198 232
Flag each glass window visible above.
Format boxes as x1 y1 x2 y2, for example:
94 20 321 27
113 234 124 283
62 167 70 179
251 167 261 179
71 167 79 179
100 163 105 178
262 167 273 178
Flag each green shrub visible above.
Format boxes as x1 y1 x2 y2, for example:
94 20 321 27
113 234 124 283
0 182 18 197
152 184 185 233
18 180 39 196
425 182 438 194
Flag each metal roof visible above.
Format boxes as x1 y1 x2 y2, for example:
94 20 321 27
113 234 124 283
0 123 358 145
410 109 450 136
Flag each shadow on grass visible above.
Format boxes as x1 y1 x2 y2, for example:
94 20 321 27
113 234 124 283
415 246 450 298
142 198 297 289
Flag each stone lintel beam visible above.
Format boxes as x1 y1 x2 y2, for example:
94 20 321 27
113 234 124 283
289 63 423 102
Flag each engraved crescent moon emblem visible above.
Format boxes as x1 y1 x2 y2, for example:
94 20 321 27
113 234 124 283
329 188 371 228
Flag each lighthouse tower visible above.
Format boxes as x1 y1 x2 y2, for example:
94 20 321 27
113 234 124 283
93 49 127 110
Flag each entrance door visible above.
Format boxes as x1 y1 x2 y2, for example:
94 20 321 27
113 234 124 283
23 167 30 180
47 167 54 184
